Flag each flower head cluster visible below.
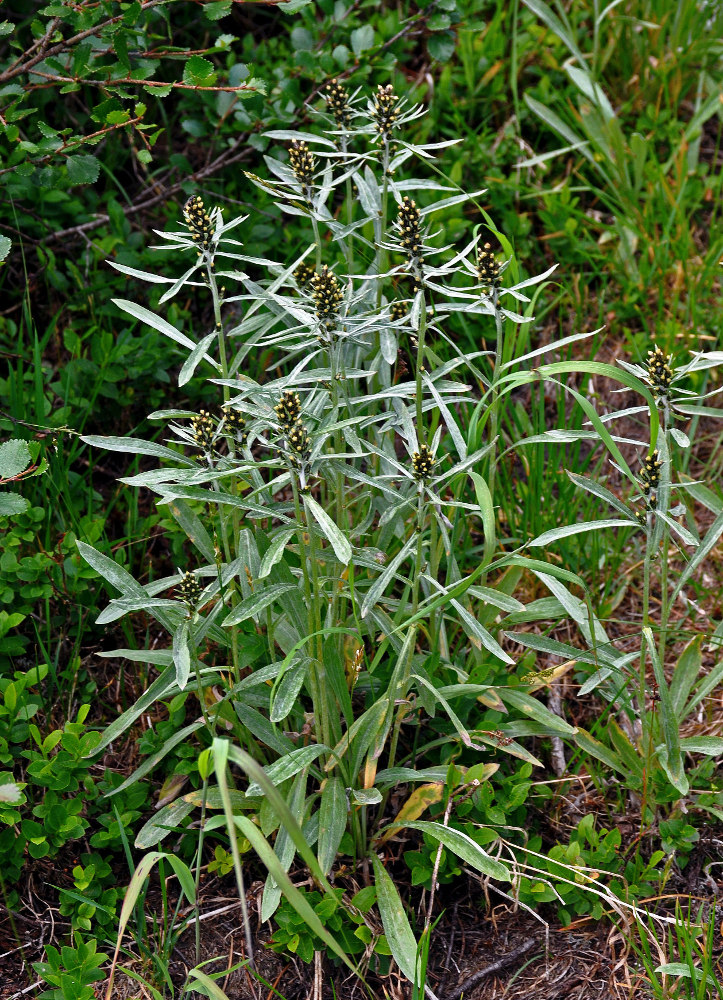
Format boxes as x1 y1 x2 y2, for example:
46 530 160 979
222 407 246 444
289 139 315 189
398 197 422 261
412 444 435 482
371 84 399 139
476 242 501 293
390 301 407 322
646 345 674 401
286 421 311 464
191 410 215 449
183 195 215 253
275 390 302 432
639 450 662 497
294 262 316 288
177 570 203 607
324 78 352 128
275 392 310 466
311 265 344 328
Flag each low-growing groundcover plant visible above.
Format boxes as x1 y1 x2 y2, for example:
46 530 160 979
60 80 723 997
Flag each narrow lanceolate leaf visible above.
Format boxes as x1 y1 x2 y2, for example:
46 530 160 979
178 331 218 386
245 744 327 797
173 619 192 691
400 821 510 881
112 298 220 368
530 519 635 547
77 541 146 597
234 814 357 973
258 528 295 578
361 534 416 618
222 583 298 626
317 776 347 876
643 627 686 793
303 494 352 565
372 854 420 987
82 435 195 465
134 799 195 849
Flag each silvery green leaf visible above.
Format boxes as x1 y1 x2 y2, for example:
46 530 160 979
264 129 336 147
380 327 398 364
655 510 698 548
500 307 534 323
351 787 382 805
304 494 352 565
566 472 632 517
222 583 298 626
418 189 486 216
669 427 690 448
77 540 146 598
679 736 723 755
173 619 192 691
258 529 295 579
530 518 636 546
361 535 416 618
96 597 181 626
82 435 196 465
270 659 308 722
178 331 218 386
134 799 195 849
158 264 203 304
245 744 328 796
113 299 220 369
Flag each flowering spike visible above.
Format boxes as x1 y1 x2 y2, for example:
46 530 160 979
646 345 674 399
371 84 399 138
311 265 344 328
177 570 203 607
324 78 352 127
191 410 215 449
183 195 215 251
476 242 501 292
275 391 302 432
289 139 315 188
639 450 662 495
412 444 435 482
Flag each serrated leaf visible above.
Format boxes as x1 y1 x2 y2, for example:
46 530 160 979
0 492 28 515
66 154 100 185
0 439 31 479
183 55 217 87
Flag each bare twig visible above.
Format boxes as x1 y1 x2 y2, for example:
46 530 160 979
443 939 537 1000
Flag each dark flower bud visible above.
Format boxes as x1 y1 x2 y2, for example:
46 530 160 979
412 444 435 482
646 345 674 398
476 242 501 292
639 450 662 495
294 262 316 288
222 407 246 443
371 84 399 138
177 570 203 607
289 139 315 188
324 78 352 128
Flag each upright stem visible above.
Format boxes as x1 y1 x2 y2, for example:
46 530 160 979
415 290 428 447
376 138 390 310
486 295 504 504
